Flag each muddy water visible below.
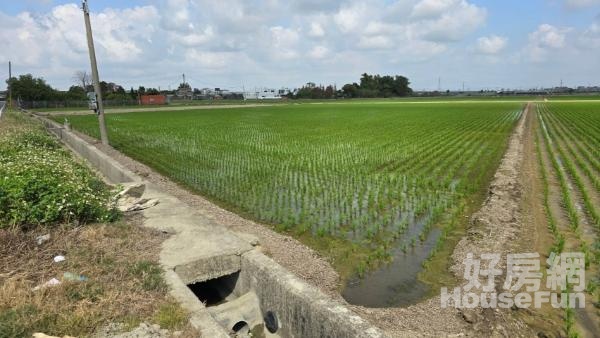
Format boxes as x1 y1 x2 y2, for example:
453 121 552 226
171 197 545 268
342 217 442 308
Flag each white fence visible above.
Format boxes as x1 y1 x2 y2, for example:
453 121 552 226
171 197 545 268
0 101 5 119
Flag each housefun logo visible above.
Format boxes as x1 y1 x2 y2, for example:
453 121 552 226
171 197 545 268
441 252 586 309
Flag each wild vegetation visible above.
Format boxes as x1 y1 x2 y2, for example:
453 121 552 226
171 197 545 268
0 111 193 338
0 112 117 229
61 102 521 273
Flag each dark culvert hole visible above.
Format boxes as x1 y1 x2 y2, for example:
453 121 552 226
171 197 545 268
264 310 279 333
232 321 250 334
186 271 240 306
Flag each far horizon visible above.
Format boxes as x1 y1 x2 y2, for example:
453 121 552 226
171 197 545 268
1 0 600 91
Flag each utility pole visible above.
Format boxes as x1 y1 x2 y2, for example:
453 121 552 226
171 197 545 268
82 0 109 145
182 73 188 99
8 61 12 109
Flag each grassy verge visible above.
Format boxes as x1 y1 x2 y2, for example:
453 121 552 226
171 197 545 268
0 110 195 337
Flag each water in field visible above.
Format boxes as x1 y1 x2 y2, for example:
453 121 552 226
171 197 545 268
342 216 442 308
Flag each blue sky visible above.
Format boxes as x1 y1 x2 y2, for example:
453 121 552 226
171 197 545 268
1 0 599 91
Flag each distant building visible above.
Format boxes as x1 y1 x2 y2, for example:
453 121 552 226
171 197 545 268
140 95 167 105
243 88 291 100
177 83 192 99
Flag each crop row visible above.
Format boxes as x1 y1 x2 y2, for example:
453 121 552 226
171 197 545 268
62 103 521 250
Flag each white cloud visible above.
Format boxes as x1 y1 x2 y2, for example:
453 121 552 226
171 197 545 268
333 2 369 33
530 24 570 48
523 24 572 62
358 35 394 49
414 0 487 42
308 22 325 37
184 50 230 68
172 26 214 47
576 16 600 48
412 0 461 19
7 0 597 91
563 0 600 9
475 35 508 54
308 45 329 59
268 26 300 60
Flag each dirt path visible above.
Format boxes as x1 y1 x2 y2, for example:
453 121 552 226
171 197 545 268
516 104 565 336
38 103 275 116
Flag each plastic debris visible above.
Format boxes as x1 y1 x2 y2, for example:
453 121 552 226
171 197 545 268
33 333 76 338
36 234 50 245
32 278 61 291
63 272 88 282
53 255 66 263
124 198 159 212
114 183 159 212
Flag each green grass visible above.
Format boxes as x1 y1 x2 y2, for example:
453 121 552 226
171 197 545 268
60 101 522 277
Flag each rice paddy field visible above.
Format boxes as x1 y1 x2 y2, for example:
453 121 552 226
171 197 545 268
57 101 523 301
534 102 600 336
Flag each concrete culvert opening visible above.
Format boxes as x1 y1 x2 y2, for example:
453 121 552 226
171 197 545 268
186 271 240 306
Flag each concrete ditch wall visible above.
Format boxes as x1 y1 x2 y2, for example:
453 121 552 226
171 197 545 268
34 112 387 338
239 251 385 338
36 116 140 184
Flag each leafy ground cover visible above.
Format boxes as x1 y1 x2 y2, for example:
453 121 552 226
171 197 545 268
0 111 194 337
0 112 117 229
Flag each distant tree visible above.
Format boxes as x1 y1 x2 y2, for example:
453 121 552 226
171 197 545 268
324 85 334 99
129 87 137 100
342 83 359 98
73 70 92 91
177 82 191 90
6 74 60 101
65 85 87 100
341 73 412 98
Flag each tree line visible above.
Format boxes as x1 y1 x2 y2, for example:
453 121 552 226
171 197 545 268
6 72 412 102
6 72 161 103
292 73 412 99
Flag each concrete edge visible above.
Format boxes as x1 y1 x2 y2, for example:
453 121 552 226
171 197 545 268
164 270 230 337
242 250 387 338
31 113 140 184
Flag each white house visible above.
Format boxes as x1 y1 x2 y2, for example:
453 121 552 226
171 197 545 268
243 88 291 100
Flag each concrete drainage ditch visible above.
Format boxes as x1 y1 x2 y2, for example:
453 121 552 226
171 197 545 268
36 113 387 338
187 271 276 337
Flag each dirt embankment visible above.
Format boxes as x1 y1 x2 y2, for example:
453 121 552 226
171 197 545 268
447 103 539 337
